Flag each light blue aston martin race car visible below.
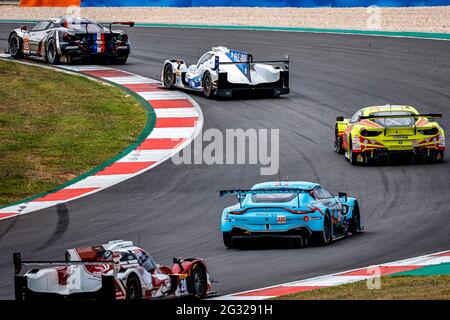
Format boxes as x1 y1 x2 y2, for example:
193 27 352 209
220 181 363 248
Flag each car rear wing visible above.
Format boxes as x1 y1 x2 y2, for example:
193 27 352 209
215 55 289 81
220 188 312 208
111 21 135 27
217 59 290 65
360 113 442 120
359 113 442 135
220 188 311 197
100 21 134 33
216 56 289 68
13 252 120 275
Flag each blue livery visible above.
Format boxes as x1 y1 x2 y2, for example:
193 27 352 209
226 49 250 78
220 181 363 248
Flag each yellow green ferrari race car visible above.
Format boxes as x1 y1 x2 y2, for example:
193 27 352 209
334 105 445 165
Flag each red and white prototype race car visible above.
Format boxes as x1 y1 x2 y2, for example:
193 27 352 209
13 240 214 300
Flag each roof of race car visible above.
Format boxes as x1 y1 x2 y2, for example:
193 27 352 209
360 105 418 116
211 46 242 54
209 46 250 62
101 240 142 253
251 181 319 190
51 16 97 24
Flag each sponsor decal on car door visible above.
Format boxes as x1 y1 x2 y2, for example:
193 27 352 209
28 31 45 55
22 34 30 55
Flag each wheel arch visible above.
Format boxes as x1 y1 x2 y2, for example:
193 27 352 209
186 260 208 298
182 259 208 276
124 270 145 297
8 31 17 41
161 60 185 84
203 67 219 81
9 29 25 39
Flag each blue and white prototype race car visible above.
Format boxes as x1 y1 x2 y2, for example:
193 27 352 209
220 181 363 248
161 46 290 98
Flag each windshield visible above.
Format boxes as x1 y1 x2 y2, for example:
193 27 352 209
135 251 157 272
120 252 137 263
67 23 104 33
371 111 415 127
31 21 50 31
251 193 297 203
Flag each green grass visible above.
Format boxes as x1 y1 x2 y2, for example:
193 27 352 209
275 275 450 300
0 60 147 206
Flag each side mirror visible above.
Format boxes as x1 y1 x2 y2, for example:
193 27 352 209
338 192 348 202
336 116 344 122
236 193 245 200
173 257 184 272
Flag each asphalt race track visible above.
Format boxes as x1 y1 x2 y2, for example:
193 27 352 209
0 24 449 298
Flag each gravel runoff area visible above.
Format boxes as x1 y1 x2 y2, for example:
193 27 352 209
0 5 449 33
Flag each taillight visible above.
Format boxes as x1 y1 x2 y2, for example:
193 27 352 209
117 34 127 42
228 208 248 215
418 127 439 136
285 208 314 214
360 129 381 137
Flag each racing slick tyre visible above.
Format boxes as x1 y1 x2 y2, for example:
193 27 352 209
8 33 23 59
334 127 344 154
348 202 361 234
189 263 208 299
45 38 60 65
115 55 128 64
334 136 344 154
290 237 304 249
223 232 232 248
310 212 332 246
163 63 174 89
125 274 142 300
202 71 215 98
348 136 359 165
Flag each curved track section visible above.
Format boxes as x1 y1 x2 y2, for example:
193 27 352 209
0 62 203 221
0 24 449 298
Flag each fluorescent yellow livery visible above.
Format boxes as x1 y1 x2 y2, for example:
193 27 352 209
334 105 445 165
